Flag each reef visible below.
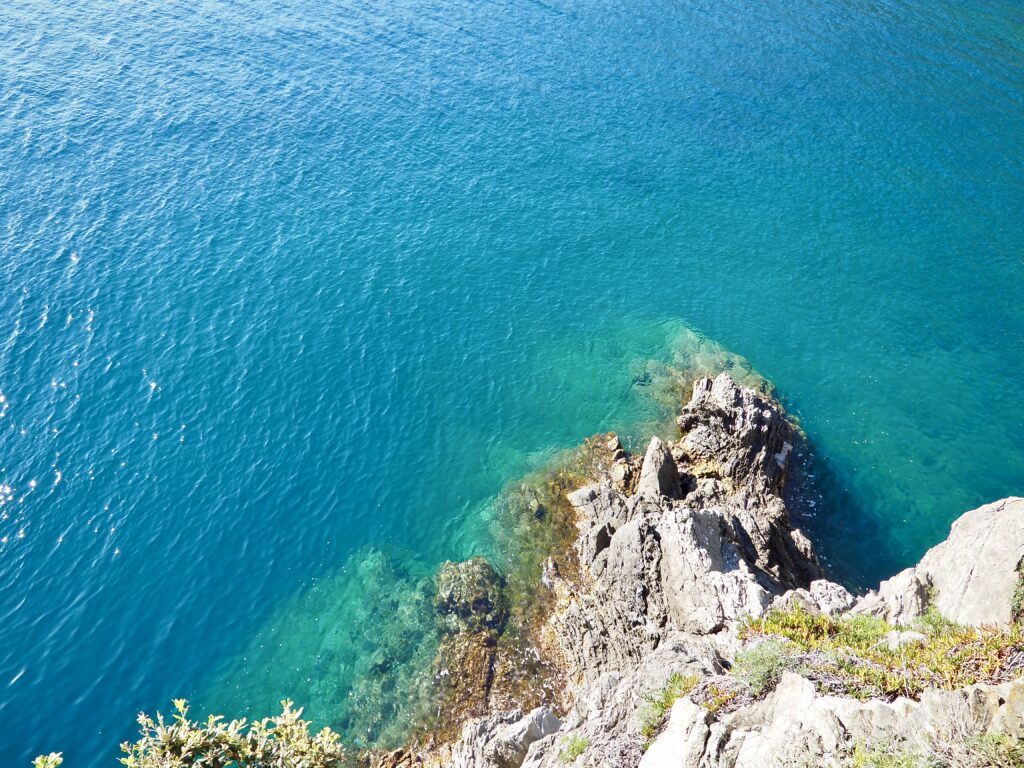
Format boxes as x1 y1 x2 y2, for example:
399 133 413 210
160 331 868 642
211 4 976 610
365 374 1024 768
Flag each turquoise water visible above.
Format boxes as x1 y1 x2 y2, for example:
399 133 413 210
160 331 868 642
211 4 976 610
1 0 1022 764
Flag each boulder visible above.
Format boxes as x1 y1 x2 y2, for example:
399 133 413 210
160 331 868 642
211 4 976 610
638 698 710 768
918 497 1024 625
854 498 1024 626
435 557 508 634
636 436 682 500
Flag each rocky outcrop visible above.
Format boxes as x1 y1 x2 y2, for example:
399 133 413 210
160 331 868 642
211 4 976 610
636 672 1024 768
390 374 824 768
853 497 1024 626
372 374 1024 768
544 373 820 692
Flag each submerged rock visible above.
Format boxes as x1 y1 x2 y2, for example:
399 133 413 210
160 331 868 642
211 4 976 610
430 558 510 727
435 557 509 634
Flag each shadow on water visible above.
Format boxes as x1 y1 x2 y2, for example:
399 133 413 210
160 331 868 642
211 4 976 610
784 427 908 593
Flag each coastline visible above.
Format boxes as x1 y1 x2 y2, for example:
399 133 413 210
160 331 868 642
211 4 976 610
363 373 1024 768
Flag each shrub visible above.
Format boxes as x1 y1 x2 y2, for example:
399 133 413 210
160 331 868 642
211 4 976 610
962 734 1024 768
638 672 700 741
558 733 590 763
36 700 346 768
845 743 932 768
1011 566 1024 623
740 606 1024 701
700 682 738 717
733 639 789 696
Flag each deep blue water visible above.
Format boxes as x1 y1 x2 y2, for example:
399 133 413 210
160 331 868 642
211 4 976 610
1 0 1022 764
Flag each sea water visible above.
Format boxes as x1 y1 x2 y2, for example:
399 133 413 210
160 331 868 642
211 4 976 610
1 1 1022 765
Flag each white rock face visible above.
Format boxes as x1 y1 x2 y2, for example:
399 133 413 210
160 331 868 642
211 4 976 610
855 497 1024 626
638 672 1024 768
919 497 1024 625
441 707 561 768
638 699 710 768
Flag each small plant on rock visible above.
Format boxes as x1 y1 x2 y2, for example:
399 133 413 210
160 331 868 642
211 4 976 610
558 733 590 763
638 672 700 741
733 638 790 696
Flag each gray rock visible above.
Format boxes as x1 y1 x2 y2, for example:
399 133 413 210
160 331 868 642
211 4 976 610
638 698 710 768
636 436 682 500
854 497 1024 627
773 579 855 617
852 567 930 625
918 497 1024 626
435 557 509 633
433 707 562 768
639 672 1024 768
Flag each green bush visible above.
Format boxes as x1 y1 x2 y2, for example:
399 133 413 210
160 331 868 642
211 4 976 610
733 639 789 696
844 732 1024 768
964 733 1024 768
638 672 700 741
558 733 590 763
740 606 1024 701
846 743 933 768
1011 567 1024 623
35 700 346 768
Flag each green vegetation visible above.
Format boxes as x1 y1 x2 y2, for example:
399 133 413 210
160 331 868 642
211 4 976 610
733 639 790 696
846 743 933 768
558 733 590 763
36 700 346 768
638 672 700 741
844 732 1024 768
961 733 1024 768
740 605 1024 700
699 682 738 717
1011 565 1024 623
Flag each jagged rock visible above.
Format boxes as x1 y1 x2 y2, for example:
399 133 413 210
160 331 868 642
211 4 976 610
677 375 792 497
852 567 930 625
636 436 682 500
658 507 773 634
773 579 855 617
552 374 821 687
638 698 711 768
854 498 1024 626
639 672 1024 768
919 497 1024 625
426 707 561 768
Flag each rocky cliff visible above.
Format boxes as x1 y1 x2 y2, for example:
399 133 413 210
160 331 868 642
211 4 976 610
370 374 1024 768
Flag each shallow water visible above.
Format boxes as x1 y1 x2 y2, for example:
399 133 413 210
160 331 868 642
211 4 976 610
1 0 1022 764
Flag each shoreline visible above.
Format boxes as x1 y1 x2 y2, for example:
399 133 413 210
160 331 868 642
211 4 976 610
364 373 1024 768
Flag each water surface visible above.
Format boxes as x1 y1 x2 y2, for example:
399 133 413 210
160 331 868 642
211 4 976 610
1 0 1022 765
